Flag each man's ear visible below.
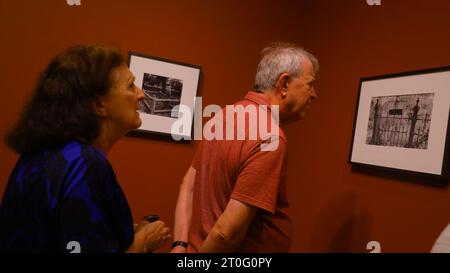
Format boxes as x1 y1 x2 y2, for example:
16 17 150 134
92 96 107 117
276 73 290 97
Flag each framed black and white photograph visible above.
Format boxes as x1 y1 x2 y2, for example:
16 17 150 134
349 66 450 179
128 52 201 139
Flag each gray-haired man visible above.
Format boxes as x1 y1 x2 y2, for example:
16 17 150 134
172 42 319 253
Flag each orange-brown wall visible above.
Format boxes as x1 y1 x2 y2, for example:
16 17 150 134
290 0 450 252
0 0 449 252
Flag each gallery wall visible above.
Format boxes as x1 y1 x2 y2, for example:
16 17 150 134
0 0 449 252
0 0 308 253
287 0 450 252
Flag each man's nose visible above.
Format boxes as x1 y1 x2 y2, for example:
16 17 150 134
310 87 317 99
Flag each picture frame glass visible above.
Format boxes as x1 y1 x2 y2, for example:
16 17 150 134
350 67 450 177
128 52 201 139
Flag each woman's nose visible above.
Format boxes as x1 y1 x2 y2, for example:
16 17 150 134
137 87 145 100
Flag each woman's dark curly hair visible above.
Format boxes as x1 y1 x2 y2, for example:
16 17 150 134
6 44 125 154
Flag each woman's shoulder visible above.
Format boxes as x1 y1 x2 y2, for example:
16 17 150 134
10 140 114 199
59 140 111 170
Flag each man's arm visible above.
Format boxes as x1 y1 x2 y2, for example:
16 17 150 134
171 166 196 253
199 198 258 253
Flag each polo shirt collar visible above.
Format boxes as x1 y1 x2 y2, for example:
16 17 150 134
243 91 272 109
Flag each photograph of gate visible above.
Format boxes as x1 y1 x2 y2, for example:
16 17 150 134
366 93 434 150
349 66 450 179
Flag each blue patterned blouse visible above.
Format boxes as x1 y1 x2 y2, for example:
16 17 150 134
0 140 134 252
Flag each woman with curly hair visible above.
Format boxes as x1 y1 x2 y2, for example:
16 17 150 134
0 44 171 253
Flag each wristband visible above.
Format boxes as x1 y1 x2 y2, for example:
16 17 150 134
171 241 188 249
142 214 160 223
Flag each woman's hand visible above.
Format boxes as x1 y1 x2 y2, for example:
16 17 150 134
127 220 171 253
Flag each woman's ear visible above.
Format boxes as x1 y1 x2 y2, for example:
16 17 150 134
92 96 107 117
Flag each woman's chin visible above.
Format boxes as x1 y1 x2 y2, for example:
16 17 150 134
133 113 142 128
134 119 142 129
126 117 142 131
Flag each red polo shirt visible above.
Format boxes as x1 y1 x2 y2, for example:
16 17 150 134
188 91 292 252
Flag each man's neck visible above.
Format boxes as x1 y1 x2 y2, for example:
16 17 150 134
254 90 276 105
256 90 289 125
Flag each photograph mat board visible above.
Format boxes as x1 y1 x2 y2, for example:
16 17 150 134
351 70 450 175
128 53 200 138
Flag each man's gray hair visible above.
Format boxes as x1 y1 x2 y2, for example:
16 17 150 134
253 42 319 92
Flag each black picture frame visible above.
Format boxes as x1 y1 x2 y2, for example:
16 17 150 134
127 52 201 140
349 66 450 180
